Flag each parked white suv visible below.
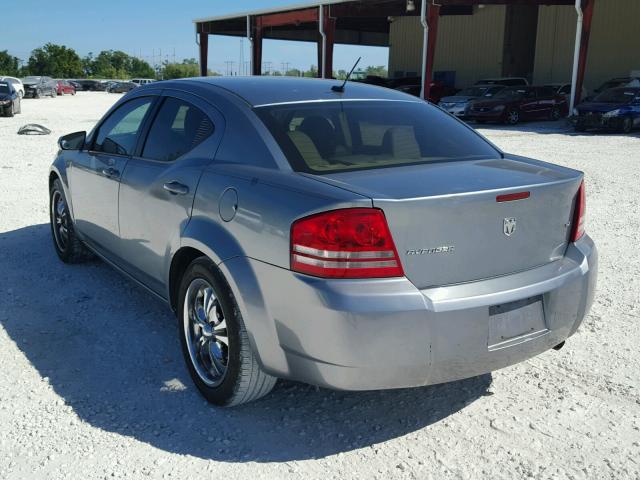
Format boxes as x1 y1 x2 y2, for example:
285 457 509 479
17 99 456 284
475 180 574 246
131 78 156 86
0 76 24 98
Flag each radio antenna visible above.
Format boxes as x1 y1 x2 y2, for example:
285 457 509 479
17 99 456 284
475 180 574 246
331 56 361 92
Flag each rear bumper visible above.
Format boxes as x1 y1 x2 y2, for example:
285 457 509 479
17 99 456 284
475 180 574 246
221 235 597 391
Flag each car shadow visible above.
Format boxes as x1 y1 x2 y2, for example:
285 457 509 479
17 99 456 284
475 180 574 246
0 224 492 462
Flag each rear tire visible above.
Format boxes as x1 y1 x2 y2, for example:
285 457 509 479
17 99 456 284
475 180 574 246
6 105 14 117
550 106 561 121
50 179 93 263
178 257 276 407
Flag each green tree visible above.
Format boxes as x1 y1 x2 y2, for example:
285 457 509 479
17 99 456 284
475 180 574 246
303 65 318 78
0 50 20 76
130 57 155 78
27 43 83 78
285 68 302 77
162 60 199 80
365 65 388 78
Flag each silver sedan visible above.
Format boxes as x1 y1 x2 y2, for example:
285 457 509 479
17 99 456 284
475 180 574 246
49 77 597 406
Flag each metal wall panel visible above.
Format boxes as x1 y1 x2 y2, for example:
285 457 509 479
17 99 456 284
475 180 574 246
388 6 506 87
533 0 640 90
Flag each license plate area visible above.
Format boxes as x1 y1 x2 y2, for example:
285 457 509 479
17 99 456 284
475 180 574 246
488 296 548 351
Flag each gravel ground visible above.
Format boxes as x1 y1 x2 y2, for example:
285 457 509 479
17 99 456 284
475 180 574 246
0 92 639 480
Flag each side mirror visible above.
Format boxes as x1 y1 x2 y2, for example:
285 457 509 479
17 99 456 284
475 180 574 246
58 131 86 151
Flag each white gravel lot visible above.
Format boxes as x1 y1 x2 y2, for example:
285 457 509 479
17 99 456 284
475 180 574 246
0 92 639 480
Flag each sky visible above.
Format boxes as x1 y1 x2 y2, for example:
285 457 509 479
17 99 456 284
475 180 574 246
2 0 389 75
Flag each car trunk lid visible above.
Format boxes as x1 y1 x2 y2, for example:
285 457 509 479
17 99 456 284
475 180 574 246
309 157 582 288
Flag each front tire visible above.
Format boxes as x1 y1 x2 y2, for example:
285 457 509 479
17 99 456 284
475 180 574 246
50 179 93 263
505 108 520 125
178 257 276 406
621 117 633 133
550 106 561 121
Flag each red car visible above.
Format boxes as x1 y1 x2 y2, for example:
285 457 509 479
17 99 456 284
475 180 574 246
56 80 76 96
467 86 567 124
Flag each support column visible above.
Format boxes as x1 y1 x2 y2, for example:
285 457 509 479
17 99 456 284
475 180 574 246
324 10 336 79
198 32 208 77
422 2 440 101
252 17 263 76
574 0 594 108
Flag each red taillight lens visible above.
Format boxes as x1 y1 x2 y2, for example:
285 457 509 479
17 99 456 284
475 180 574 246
570 180 586 242
291 208 404 279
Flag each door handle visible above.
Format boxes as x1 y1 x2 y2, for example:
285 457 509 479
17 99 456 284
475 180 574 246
163 181 189 195
100 167 119 179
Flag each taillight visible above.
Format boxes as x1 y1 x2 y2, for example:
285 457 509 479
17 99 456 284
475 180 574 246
291 208 404 279
570 180 586 242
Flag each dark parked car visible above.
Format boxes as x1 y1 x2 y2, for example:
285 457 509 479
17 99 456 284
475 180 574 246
56 80 76 96
107 81 137 94
468 86 568 124
0 80 21 116
591 76 639 96
475 77 529 87
573 87 640 133
73 80 103 91
22 76 57 98
438 85 505 118
68 80 82 90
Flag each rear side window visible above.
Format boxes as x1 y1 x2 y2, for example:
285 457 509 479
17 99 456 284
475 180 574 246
93 97 153 156
142 97 214 162
538 87 556 97
255 100 500 174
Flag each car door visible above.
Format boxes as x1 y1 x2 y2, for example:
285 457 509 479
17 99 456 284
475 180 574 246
67 95 156 257
518 88 539 119
535 87 556 117
116 91 224 294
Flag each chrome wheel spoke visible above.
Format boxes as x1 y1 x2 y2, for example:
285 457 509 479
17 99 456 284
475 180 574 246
183 278 230 387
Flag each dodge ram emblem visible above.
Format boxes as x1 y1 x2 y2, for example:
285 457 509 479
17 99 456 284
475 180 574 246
503 217 517 236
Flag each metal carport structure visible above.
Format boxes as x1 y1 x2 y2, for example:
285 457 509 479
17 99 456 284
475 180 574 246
194 0 595 111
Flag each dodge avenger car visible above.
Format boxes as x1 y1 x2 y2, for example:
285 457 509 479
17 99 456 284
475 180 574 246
49 77 597 406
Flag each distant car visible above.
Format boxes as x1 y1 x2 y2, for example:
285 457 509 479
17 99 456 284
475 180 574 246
475 77 529 87
73 80 103 91
391 78 458 103
438 85 505 118
56 80 76 96
591 77 640 97
468 86 567 124
0 80 21 116
0 76 24 98
107 81 137 93
573 87 640 133
22 76 57 98
68 80 82 90
544 83 588 105
131 78 156 86
49 77 597 406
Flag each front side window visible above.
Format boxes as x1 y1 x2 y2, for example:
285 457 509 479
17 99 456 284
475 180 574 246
93 97 153 156
141 97 214 162
255 100 500 174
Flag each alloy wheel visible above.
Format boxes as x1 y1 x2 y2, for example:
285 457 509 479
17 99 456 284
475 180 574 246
507 110 519 125
183 278 230 387
51 190 70 252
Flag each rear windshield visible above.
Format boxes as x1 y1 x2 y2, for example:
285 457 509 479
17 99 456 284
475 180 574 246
593 88 639 104
0 83 10 94
255 100 500 174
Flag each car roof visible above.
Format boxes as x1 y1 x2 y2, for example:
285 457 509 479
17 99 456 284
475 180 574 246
164 76 417 107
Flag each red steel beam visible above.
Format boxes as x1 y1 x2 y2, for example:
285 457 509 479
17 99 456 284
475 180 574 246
199 32 208 76
574 0 594 106
423 3 440 101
